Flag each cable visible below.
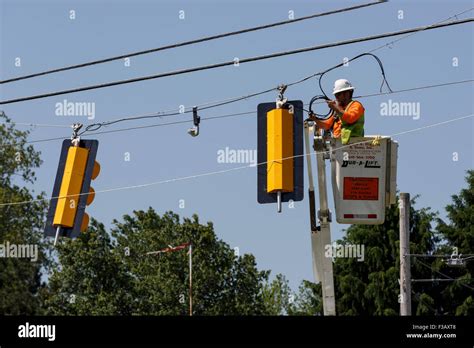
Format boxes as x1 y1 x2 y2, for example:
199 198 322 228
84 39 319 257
4 76 472 137
0 111 257 147
305 52 393 118
49 73 474 135
411 279 474 283
1 17 472 105
0 123 71 128
409 254 474 258
1 112 472 208
0 111 71 128
84 110 255 136
78 86 277 135
368 7 474 54
415 259 474 291
79 110 182 134
178 5 474 116
1 78 471 147
324 7 474 101
287 78 474 120
7 6 471 132
356 79 474 99
46 47 474 135
77 70 323 135
307 79 474 107
308 95 331 118
75 68 315 135
0 1 386 84
318 52 393 99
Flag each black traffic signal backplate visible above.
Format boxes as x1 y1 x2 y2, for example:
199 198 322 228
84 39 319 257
44 139 99 239
257 100 304 204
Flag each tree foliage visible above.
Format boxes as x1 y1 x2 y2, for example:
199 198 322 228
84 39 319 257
0 113 49 315
43 209 269 315
434 170 474 315
1 115 472 316
292 172 474 316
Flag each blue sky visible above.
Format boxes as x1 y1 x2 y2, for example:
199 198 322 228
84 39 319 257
1 0 473 290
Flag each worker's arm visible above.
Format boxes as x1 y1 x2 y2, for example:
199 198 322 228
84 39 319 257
308 113 335 130
341 101 364 124
326 100 364 124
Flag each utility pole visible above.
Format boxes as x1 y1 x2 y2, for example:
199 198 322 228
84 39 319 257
145 242 193 316
399 193 412 316
189 243 193 316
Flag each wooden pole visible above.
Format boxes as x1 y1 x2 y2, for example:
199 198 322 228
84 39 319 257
189 244 193 316
399 193 412 316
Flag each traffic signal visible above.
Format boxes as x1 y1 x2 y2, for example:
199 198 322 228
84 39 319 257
44 139 100 240
267 107 294 194
257 100 304 211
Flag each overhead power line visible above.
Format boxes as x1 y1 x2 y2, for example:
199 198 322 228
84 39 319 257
3 7 469 120
1 8 472 140
2 78 472 135
1 78 472 147
368 7 474 54
0 1 385 84
36 50 387 135
76 78 474 136
415 259 474 291
1 112 472 208
77 86 278 134
408 254 474 258
412 279 474 283
3 8 471 134
1 17 472 105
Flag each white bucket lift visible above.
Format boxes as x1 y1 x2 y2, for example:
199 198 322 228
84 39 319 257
304 127 399 316
330 136 398 225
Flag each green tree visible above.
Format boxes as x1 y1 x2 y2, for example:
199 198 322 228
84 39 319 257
332 197 439 315
433 170 474 315
0 113 49 315
44 209 270 315
291 173 474 316
289 280 322 316
43 220 134 315
261 274 293 315
290 196 441 315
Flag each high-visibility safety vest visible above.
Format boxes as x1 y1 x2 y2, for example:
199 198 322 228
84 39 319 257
334 100 365 145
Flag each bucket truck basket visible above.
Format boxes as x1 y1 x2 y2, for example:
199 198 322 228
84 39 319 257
330 136 398 225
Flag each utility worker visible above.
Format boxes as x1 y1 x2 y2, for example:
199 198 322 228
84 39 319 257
310 79 365 145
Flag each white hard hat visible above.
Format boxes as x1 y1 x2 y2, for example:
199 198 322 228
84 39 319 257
333 79 354 95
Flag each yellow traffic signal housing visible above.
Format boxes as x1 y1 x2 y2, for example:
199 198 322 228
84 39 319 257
53 146 89 228
81 161 100 232
44 139 100 239
266 108 294 193
257 101 304 210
